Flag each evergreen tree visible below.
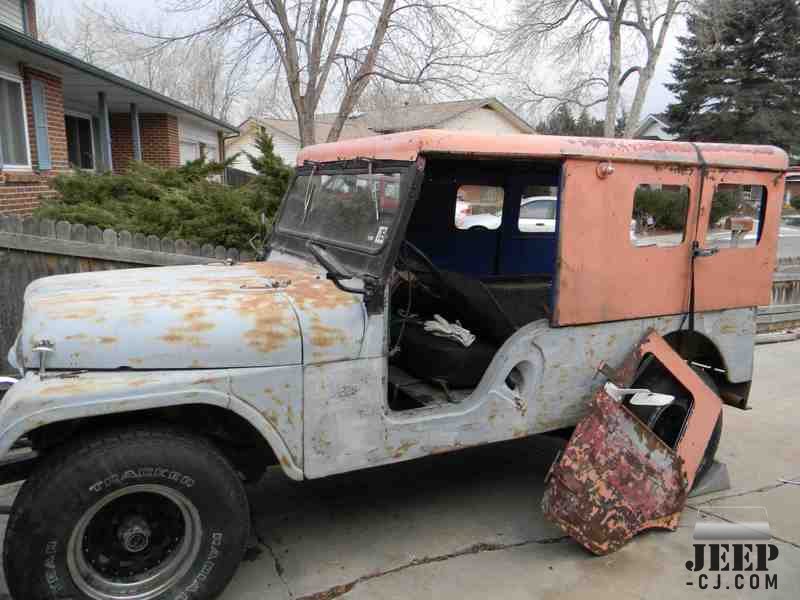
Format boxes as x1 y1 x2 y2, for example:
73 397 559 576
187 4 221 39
666 0 800 154
537 105 605 136
615 106 628 138
576 109 605 137
246 131 293 201
537 105 577 135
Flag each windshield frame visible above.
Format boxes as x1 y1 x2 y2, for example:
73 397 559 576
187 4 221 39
273 159 414 256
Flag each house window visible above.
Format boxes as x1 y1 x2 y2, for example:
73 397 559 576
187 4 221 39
64 113 95 170
0 73 31 169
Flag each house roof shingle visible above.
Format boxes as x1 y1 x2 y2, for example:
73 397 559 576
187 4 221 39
250 97 533 143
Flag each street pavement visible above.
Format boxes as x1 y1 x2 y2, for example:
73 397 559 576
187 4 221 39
0 341 798 599
636 221 800 258
778 232 800 259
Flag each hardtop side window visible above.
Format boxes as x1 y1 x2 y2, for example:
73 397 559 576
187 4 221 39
454 185 505 230
518 184 558 233
0 74 30 169
631 184 690 248
704 184 767 249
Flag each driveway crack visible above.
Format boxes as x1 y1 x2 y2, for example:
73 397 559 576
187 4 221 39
687 481 800 549
263 538 295 599
687 482 785 505
296 535 569 600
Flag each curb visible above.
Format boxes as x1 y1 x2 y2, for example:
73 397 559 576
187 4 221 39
755 330 800 345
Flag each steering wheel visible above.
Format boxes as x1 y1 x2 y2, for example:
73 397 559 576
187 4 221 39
398 240 447 299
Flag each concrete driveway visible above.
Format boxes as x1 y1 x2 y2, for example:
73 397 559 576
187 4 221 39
1 341 798 599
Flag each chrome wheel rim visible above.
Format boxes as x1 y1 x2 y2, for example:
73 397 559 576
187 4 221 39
67 484 202 600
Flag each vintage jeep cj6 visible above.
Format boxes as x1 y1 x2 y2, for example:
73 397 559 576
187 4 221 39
0 131 786 599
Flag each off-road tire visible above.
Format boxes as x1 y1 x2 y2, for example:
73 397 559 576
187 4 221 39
4 426 250 600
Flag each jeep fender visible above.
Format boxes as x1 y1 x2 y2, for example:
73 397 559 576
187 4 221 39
0 368 304 481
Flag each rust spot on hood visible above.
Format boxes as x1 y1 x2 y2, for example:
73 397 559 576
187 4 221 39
308 317 348 348
249 261 360 311
237 293 300 354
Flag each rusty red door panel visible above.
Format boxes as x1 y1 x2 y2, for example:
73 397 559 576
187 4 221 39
542 390 688 555
542 331 723 554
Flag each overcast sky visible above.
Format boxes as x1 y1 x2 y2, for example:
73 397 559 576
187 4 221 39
39 0 685 121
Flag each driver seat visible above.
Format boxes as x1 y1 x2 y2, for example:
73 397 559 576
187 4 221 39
393 271 517 389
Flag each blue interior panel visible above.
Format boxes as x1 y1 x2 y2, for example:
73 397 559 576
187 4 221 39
406 158 563 278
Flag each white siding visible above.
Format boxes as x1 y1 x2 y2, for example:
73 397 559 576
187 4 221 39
442 107 526 135
177 117 222 163
638 119 677 141
0 0 23 32
227 138 259 174
178 117 220 147
226 126 300 171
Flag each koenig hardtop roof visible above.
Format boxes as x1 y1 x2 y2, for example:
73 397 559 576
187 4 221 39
296 129 789 172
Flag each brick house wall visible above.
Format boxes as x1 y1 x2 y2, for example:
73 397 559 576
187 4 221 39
23 67 68 172
109 113 134 174
0 66 67 216
141 114 180 168
110 113 181 174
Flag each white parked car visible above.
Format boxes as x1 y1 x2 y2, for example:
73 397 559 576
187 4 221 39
454 199 472 227
459 196 557 232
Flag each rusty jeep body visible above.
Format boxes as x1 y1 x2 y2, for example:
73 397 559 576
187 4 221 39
0 131 786 599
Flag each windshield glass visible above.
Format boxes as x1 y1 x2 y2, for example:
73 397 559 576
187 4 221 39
277 170 403 252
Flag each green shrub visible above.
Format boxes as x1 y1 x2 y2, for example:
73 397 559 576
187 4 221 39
710 190 739 225
632 187 690 231
34 137 293 249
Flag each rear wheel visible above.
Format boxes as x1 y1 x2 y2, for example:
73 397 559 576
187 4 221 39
4 426 249 600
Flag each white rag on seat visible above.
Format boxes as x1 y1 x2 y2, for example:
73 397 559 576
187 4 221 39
423 314 476 348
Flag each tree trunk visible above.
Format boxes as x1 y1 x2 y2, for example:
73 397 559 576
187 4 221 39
624 63 655 138
326 0 396 142
604 15 623 138
297 103 317 148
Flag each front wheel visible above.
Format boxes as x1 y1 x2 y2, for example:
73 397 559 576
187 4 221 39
4 427 250 600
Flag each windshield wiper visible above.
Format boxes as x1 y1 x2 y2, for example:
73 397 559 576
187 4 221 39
307 241 367 295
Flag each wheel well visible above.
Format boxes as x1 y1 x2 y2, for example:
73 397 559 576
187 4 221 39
663 330 726 375
662 330 751 409
23 404 279 480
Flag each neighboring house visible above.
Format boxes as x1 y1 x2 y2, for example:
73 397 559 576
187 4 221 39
633 113 678 141
227 97 534 170
0 0 238 216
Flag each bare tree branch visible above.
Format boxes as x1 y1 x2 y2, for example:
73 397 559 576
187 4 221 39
504 0 689 137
